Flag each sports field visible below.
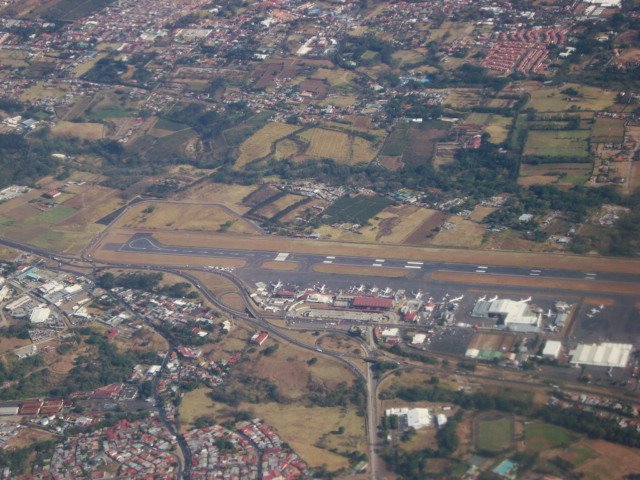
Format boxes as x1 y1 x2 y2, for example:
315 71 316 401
475 413 513 453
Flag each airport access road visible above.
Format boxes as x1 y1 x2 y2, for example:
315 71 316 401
112 232 640 285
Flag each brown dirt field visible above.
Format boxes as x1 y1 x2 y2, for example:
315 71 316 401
172 183 257 214
51 121 104 140
430 271 640 296
430 216 486 249
629 157 640 194
116 202 259 235
468 332 518 352
50 353 78 374
378 156 404 170
313 263 410 278
244 184 281 206
468 206 497 222
254 194 305 219
98 228 640 275
188 272 249 312
7 428 57 449
404 211 448 245
260 261 300 271
575 439 640 479
318 334 364 356
0 337 31 354
278 198 328 223
219 292 246 311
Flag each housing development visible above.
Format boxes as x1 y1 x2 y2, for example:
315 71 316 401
0 0 639 479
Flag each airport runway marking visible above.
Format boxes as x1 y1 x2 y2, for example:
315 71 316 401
406 261 424 265
530 269 541 276
404 265 422 269
585 273 597 280
323 260 333 264
274 252 290 262
372 263 383 267
475 265 488 273
375 259 385 263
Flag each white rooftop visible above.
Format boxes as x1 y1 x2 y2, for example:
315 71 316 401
542 340 562 358
30 306 50 324
570 342 632 368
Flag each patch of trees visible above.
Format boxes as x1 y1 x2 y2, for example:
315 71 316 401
0 440 56 475
0 355 45 386
334 35 396 68
82 57 128 84
307 377 366 415
381 410 464 479
379 385 531 415
208 374 285 406
385 346 437 366
98 272 163 291
0 133 59 188
49 333 138 396
538 406 640 448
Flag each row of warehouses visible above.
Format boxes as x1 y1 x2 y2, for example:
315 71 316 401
543 340 633 369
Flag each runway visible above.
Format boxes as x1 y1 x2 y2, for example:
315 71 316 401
108 233 640 285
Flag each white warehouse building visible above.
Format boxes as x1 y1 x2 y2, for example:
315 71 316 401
385 407 432 430
570 342 633 368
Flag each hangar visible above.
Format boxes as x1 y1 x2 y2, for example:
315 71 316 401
472 298 541 332
569 342 633 368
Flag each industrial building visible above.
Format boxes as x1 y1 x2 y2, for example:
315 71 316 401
569 342 633 368
385 407 432 430
30 306 51 324
542 340 562 359
472 297 541 332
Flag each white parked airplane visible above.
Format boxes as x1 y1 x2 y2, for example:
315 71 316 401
519 296 532 303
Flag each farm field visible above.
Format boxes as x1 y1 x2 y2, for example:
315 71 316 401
321 194 391 225
524 130 590 158
116 202 260 234
51 120 105 140
518 162 593 187
315 205 442 245
174 182 258 214
235 122 301 168
430 216 486 248
254 193 305 219
298 128 378 165
591 117 625 144
525 83 617 111
465 113 513 144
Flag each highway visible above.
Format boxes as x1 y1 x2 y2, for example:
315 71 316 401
113 233 640 285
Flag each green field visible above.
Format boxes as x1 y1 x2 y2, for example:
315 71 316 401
525 422 574 452
154 117 188 132
89 106 133 120
322 195 391 225
524 130 590 159
34 206 77 224
476 415 513 453
380 126 408 157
